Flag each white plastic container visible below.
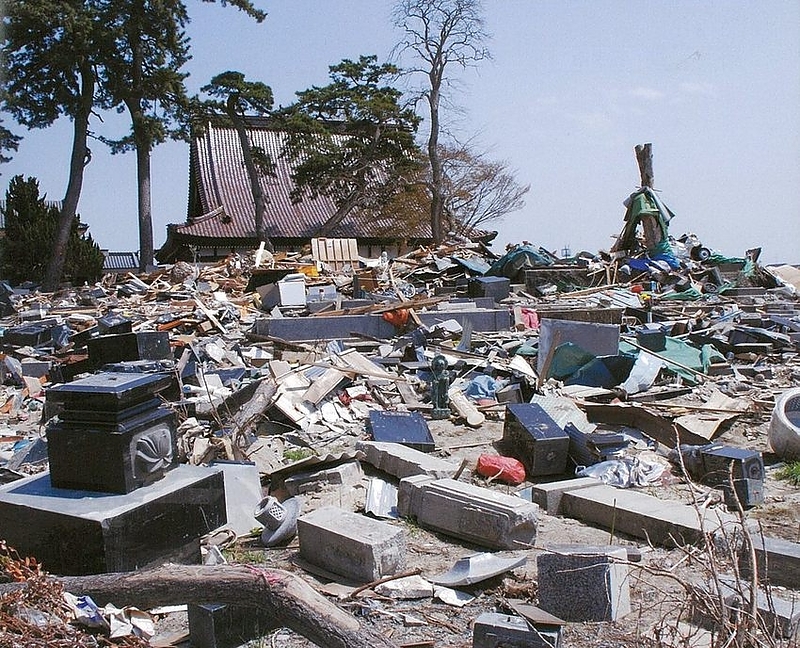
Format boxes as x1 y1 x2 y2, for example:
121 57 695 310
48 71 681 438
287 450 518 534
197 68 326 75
277 273 307 306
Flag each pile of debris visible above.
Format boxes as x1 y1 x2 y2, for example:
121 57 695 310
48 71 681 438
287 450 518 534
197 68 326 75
0 225 799 647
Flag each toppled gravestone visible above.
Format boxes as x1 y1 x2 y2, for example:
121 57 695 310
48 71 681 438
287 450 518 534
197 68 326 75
297 506 405 583
397 476 538 550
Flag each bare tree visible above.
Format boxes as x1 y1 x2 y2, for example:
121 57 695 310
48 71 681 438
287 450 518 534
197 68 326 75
440 143 529 237
392 0 490 244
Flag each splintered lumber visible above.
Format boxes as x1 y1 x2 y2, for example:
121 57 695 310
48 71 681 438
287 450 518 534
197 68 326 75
0 564 398 648
229 378 278 437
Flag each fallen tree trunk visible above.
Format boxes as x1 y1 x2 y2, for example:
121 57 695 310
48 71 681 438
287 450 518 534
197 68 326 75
0 564 398 648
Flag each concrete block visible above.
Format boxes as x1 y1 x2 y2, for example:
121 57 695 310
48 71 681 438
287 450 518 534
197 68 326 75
560 484 734 546
356 440 459 479
297 506 405 583
740 535 800 589
537 545 631 622
473 612 562 648
284 459 364 496
532 477 601 514
254 307 511 342
398 476 538 550
188 602 275 648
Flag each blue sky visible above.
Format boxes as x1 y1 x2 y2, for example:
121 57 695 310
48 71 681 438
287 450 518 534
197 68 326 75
3 1 799 263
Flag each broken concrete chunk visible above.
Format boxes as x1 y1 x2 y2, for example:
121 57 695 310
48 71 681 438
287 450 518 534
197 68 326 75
284 459 364 496
374 574 433 599
356 440 458 479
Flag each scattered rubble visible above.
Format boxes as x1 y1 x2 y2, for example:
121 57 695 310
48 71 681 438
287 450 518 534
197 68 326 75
0 223 799 647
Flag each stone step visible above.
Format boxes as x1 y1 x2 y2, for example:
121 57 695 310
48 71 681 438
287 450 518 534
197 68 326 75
740 534 800 589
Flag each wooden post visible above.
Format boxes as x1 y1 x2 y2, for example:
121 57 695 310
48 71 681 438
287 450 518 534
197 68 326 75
634 143 663 249
635 143 654 188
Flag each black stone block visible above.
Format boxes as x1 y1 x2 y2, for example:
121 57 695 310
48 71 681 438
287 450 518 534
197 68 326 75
188 603 276 648
68 325 98 349
0 466 226 575
369 410 435 452
468 276 511 300
699 444 764 486
46 371 173 411
46 406 178 494
98 313 133 335
3 319 60 347
723 478 764 509
57 398 163 424
503 403 570 477
87 331 171 368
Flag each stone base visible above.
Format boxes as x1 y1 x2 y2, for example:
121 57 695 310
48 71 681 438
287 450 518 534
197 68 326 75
0 465 226 575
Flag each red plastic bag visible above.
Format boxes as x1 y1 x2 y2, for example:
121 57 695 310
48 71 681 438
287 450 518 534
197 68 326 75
476 454 526 485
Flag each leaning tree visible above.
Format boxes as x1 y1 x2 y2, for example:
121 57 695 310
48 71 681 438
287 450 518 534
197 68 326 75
279 55 424 236
199 71 276 251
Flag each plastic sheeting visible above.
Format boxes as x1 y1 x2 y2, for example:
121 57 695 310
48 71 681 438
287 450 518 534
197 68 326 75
577 454 668 488
486 244 554 278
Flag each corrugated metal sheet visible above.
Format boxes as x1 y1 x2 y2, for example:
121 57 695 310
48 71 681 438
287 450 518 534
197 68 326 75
175 122 432 241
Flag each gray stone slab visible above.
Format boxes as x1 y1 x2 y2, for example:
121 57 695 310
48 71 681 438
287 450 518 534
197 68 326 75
532 477 602 514
356 440 459 479
537 545 631 622
210 461 263 536
297 506 405 583
718 576 800 639
740 534 800 589
537 318 620 376
254 307 511 342
560 484 734 546
398 476 538 550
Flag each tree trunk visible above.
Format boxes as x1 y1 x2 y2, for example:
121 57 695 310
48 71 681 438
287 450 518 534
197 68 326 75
42 63 93 292
0 564 398 648
229 101 273 252
316 188 360 236
428 76 444 245
131 107 154 273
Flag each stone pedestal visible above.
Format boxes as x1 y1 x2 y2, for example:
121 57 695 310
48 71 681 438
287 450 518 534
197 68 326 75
0 465 226 575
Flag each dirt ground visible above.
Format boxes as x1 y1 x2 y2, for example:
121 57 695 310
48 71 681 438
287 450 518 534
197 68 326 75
149 409 800 648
